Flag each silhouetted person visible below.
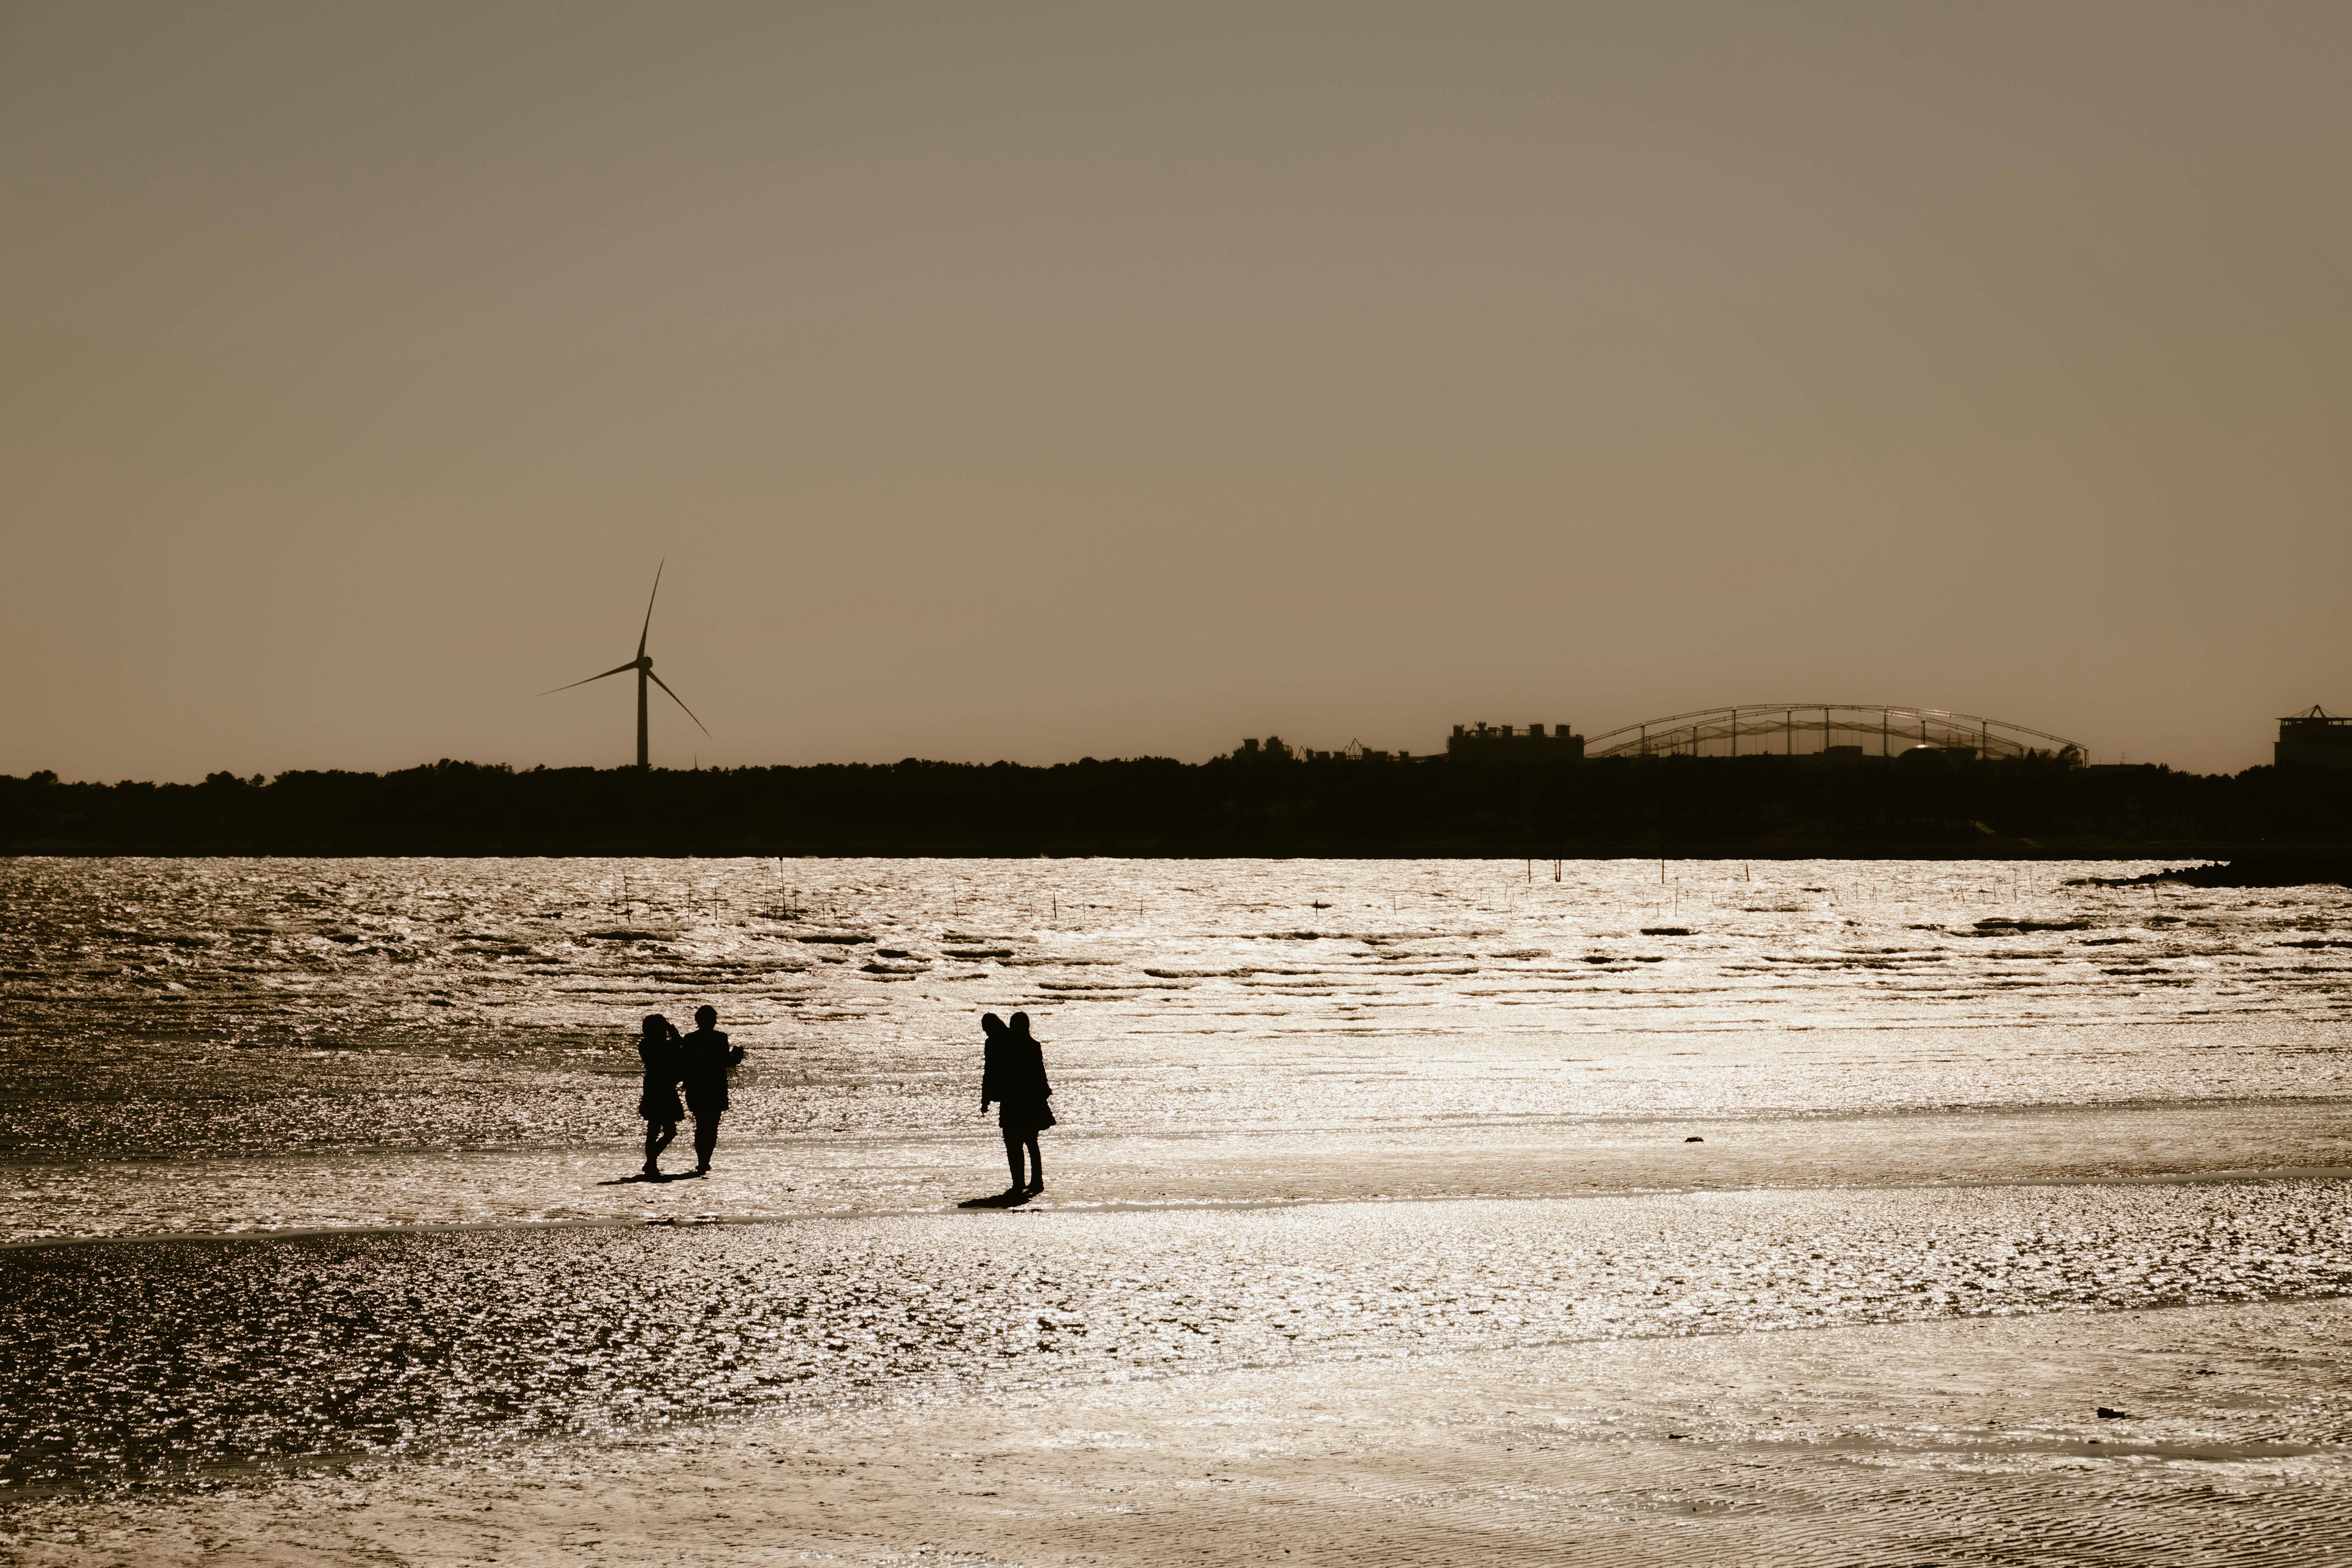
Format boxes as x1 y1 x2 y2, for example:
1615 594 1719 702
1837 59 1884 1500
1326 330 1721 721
982 1009 1054 1197
677 1004 744 1174
636 1013 685 1176
977 1011 1010 1182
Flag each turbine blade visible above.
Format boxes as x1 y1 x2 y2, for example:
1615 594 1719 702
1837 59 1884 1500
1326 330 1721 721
647 669 711 737
539 660 639 695
637 559 664 661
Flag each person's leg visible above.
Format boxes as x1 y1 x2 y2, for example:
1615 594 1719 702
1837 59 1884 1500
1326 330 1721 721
1023 1133 1043 1193
643 1121 663 1173
1001 1128 1024 1191
693 1109 720 1170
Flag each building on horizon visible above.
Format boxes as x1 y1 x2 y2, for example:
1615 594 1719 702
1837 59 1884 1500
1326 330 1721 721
1233 735 1408 764
2276 706 2352 771
1446 722 1586 762
1231 722 1588 766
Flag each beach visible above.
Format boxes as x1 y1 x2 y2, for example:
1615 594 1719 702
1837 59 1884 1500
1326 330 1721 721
4 857 2349 1561
12 1271 2349 1566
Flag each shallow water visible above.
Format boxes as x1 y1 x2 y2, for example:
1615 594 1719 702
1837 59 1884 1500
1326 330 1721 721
7 1181 2351 1491
6 858 2350 1213
2 857 2349 1502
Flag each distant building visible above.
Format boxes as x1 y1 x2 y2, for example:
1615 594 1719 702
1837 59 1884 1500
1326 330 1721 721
1235 734 1405 763
2277 707 2352 771
1447 721 1585 761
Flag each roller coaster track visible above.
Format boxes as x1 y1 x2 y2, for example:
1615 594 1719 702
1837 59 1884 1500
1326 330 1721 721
1582 704 2081 761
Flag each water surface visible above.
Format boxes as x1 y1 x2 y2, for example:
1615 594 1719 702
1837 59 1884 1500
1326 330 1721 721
3 857 2348 1501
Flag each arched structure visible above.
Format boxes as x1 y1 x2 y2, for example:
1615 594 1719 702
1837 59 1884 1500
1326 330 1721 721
1582 704 2081 762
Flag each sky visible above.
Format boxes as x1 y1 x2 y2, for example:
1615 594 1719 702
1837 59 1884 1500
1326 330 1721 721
4 1 2346 780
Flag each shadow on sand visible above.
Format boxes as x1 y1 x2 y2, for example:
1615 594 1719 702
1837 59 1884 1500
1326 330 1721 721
596 1170 706 1187
956 1189 1031 1210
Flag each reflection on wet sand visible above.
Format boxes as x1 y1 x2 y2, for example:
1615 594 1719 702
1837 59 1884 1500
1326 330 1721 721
1 858 2348 1559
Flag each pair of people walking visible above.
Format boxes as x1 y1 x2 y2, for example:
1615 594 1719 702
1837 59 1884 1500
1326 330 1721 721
980 1011 1054 1199
629 1003 1050 1199
636 1005 744 1177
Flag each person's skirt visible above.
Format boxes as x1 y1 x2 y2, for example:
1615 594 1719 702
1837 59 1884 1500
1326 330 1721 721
997 1098 1055 1133
639 1084 685 1123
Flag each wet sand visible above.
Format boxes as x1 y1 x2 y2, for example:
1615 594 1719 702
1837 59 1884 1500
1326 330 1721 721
14 1101 2352 1245
13 1180 2351 1498
14 1295 2348 1566
7 858 2348 1561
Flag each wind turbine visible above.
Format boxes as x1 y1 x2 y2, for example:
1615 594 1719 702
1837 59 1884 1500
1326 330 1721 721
543 562 710 769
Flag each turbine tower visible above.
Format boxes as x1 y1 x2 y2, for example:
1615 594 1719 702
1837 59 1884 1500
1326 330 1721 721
544 562 710 769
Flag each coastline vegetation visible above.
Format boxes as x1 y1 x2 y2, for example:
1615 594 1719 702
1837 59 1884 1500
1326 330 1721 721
2 750 2344 858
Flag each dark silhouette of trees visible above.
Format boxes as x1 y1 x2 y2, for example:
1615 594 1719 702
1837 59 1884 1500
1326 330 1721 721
0 750 2343 858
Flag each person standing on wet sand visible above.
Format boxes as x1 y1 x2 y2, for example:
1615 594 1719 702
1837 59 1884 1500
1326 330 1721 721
677 1004 744 1174
636 1014 685 1177
981 1010 1055 1197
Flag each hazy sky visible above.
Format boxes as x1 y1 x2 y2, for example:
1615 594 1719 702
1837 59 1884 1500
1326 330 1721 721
5 2 2346 779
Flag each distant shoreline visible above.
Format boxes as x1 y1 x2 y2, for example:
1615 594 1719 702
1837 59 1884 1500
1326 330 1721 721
4 755 2345 859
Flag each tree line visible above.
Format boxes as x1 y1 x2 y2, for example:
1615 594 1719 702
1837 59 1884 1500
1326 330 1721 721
2 750 2345 858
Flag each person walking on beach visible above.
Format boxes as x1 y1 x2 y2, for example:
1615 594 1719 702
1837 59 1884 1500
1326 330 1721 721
677 1004 745 1174
636 1013 685 1177
981 1009 1055 1197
